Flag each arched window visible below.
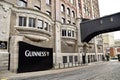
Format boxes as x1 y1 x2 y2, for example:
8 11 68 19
72 11 75 17
18 0 27 7
61 18 65 23
67 8 70 15
61 4 65 12
34 5 41 10
33 0 41 10
46 11 51 16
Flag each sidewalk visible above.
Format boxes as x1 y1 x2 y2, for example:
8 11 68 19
0 61 105 80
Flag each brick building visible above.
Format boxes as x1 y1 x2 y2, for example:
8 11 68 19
0 0 104 73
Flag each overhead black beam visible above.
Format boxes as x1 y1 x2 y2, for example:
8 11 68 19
80 12 120 43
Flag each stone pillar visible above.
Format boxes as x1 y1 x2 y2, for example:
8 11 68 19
54 22 62 64
0 51 9 71
102 41 106 61
9 36 23 73
0 1 12 71
94 37 98 61
76 18 82 64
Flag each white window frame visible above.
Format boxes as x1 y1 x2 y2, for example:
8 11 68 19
37 19 43 29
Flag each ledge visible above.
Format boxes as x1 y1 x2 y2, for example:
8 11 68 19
15 26 51 42
24 34 49 42
15 26 51 36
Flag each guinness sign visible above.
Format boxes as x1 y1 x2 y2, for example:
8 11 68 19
18 41 53 73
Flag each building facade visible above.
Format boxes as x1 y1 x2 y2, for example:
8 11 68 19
102 33 114 55
0 0 104 73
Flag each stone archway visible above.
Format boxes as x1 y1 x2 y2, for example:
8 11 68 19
80 12 120 43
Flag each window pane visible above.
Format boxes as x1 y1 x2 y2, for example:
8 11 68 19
18 0 27 7
69 56 73 63
67 8 70 15
29 18 36 27
61 18 65 23
46 0 51 5
61 4 65 12
72 11 75 17
34 5 41 10
37 20 43 29
44 22 48 31
46 11 51 16
74 56 78 62
19 17 22 26
63 56 67 63
72 31 74 37
68 30 71 36
19 16 26 26
71 0 74 4
67 20 71 24
62 29 66 36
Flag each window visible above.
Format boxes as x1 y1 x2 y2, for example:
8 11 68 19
67 8 70 15
72 11 75 17
69 56 73 63
44 22 48 31
78 0 81 9
71 0 74 4
61 18 65 23
67 20 71 24
19 16 26 26
29 18 36 27
62 29 66 36
61 4 65 12
74 56 78 62
68 30 72 37
46 0 51 5
46 11 51 16
63 56 67 63
34 5 41 10
73 23 75 25
37 19 43 29
18 0 27 7
72 31 74 37
62 29 75 38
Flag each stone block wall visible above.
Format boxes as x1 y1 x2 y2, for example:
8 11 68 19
0 52 9 71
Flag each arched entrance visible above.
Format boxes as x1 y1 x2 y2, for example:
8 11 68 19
80 12 120 43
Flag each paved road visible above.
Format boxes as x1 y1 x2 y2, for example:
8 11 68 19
9 60 120 80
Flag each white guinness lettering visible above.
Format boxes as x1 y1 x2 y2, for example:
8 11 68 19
25 50 50 57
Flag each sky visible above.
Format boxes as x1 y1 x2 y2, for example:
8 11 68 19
98 0 120 40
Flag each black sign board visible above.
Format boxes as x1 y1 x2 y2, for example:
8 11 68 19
0 41 7 49
18 41 53 73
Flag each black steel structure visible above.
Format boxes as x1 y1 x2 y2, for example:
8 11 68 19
80 12 120 43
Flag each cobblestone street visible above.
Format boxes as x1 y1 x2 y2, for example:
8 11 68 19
7 60 120 80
